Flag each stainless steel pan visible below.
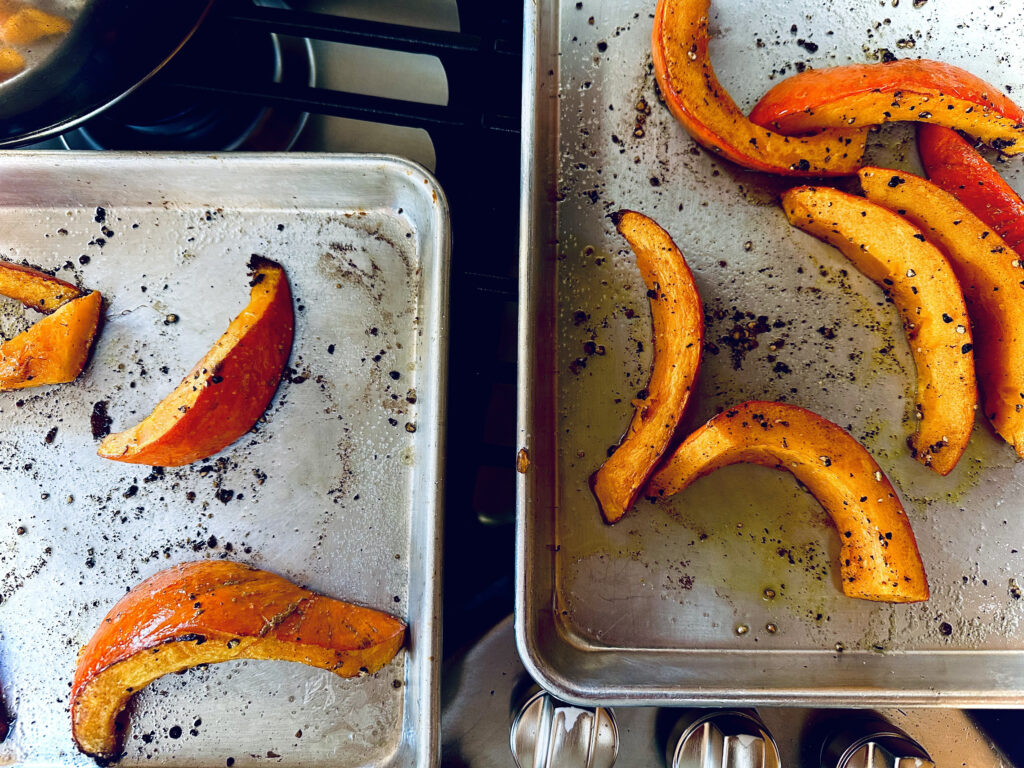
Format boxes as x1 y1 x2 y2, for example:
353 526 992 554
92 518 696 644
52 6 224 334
0 0 213 146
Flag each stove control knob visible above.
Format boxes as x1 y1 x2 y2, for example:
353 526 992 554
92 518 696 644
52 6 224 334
665 709 781 768
820 716 934 768
509 687 618 768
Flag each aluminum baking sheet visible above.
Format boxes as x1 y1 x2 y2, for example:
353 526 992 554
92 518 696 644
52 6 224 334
0 152 447 765
517 0 1024 705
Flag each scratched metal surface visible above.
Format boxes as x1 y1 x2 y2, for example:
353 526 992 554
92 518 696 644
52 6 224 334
518 0 1024 704
0 153 446 765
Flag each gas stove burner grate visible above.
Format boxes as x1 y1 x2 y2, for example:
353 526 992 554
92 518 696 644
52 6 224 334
62 0 313 152
163 1 522 143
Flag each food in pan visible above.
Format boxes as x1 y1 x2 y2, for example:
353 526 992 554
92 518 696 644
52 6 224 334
0 262 100 391
0 5 73 80
98 256 294 466
859 166 1024 459
918 124 1024 253
647 401 929 603
782 185 977 475
0 260 82 312
592 210 704 524
0 47 22 79
749 59 1024 154
70 560 406 761
651 0 866 176
1 6 70 46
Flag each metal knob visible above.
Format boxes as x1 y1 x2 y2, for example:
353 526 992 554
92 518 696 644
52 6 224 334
665 710 781 768
510 686 618 768
820 716 933 768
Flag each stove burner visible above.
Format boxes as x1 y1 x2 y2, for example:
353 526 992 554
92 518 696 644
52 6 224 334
62 1 313 151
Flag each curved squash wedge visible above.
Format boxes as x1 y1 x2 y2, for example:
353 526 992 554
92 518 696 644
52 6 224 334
98 256 293 466
652 0 865 176
859 166 1024 457
0 290 101 391
918 123 1024 254
592 210 704 524
71 560 406 761
749 59 1024 154
782 185 977 475
647 401 929 603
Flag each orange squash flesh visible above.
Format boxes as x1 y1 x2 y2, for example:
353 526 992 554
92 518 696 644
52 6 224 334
647 401 929 603
781 185 977 475
0 47 23 80
591 211 704 524
1 7 70 45
859 167 1024 457
749 60 1024 154
0 290 101 390
0 261 81 313
651 0 866 176
98 256 294 466
918 124 1024 254
70 560 406 761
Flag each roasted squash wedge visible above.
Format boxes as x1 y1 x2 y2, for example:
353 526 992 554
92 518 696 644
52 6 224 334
592 211 704 524
98 256 293 466
860 166 1024 458
71 560 406 761
0 290 101 391
918 123 1024 254
652 0 865 176
0 261 80 313
647 401 929 603
750 59 1024 154
781 185 977 475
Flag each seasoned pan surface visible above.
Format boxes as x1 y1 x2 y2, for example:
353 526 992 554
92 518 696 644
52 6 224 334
518 0 1024 704
0 153 446 765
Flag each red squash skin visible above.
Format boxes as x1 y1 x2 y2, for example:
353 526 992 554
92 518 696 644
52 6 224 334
918 123 1024 255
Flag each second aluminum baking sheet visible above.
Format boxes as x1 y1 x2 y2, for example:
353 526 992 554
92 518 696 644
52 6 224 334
517 0 1024 705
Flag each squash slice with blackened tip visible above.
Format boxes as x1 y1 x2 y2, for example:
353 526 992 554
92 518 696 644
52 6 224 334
98 256 294 466
70 560 407 762
750 59 1024 154
781 185 977 475
647 401 929 603
860 166 1024 458
591 210 703 524
652 0 866 175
